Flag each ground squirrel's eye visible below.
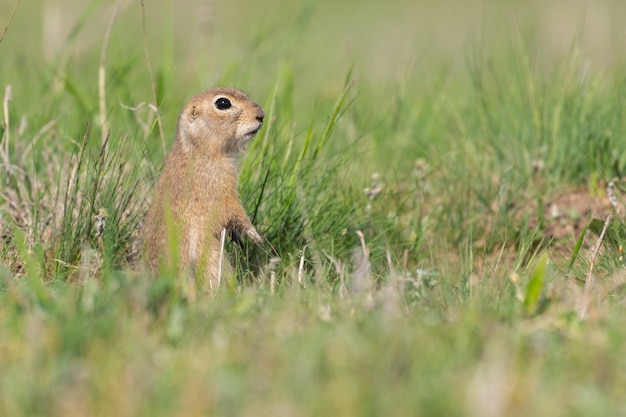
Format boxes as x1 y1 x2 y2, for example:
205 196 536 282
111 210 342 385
215 97 232 110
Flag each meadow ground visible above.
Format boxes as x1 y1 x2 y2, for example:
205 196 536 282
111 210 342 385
2 0 626 415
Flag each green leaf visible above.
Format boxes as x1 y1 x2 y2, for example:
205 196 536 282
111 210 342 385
524 252 549 315
568 219 590 270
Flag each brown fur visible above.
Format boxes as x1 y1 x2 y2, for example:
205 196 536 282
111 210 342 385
143 87 264 292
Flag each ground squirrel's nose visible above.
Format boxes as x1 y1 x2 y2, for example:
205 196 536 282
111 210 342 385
256 107 265 123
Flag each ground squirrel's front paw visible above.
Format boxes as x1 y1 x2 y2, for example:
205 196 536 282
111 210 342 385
246 228 263 244
231 230 243 247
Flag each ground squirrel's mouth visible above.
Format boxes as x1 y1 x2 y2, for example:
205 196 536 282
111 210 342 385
246 123 263 138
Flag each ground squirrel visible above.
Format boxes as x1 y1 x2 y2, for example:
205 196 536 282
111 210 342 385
143 87 264 292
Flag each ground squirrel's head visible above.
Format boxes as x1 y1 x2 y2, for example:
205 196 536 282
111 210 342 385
177 87 265 156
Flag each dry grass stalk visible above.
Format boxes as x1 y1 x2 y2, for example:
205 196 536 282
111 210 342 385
379 248 405 317
578 179 624 319
324 251 347 298
298 245 308 288
257 256 280 293
216 227 227 292
98 0 125 144
2 85 11 168
0 0 22 44
20 120 55 165
386 248 395 275
140 0 166 154
579 208 614 320
296 186 324 283
351 230 371 294
120 102 160 141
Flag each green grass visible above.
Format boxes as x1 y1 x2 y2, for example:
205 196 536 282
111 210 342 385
2 0 626 415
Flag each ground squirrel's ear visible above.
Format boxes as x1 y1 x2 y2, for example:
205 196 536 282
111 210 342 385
190 105 200 119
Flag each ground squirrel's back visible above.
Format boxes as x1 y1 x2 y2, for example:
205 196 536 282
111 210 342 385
144 87 264 293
